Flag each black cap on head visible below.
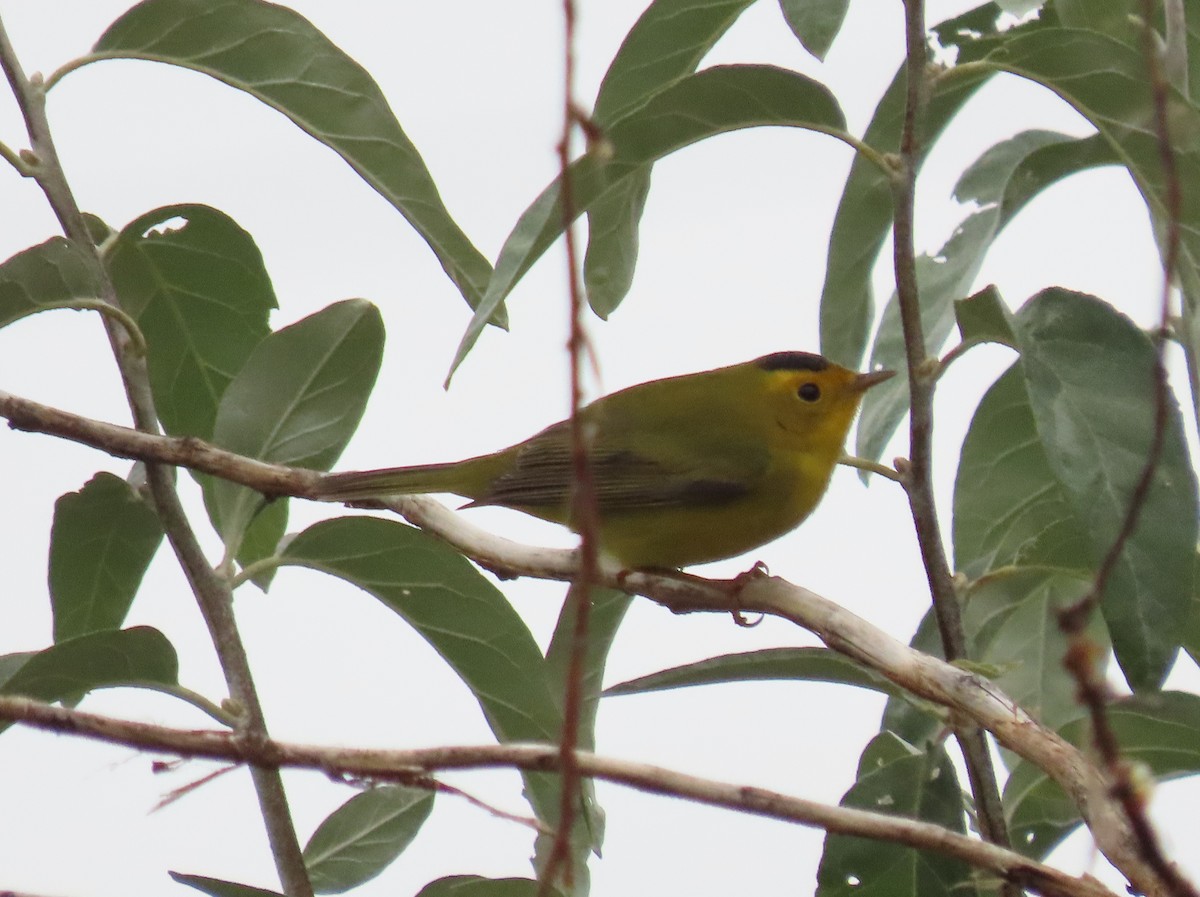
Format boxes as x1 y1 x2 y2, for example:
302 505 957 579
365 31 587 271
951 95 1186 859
756 351 829 373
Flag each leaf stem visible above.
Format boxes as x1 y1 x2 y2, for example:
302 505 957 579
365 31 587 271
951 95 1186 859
9 299 148 355
43 53 108 92
0 136 28 174
837 453 902 483
0 15 313 897
134 682 242 727
230 555 284 591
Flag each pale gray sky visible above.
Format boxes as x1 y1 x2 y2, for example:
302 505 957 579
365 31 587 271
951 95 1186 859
0 2 1194 895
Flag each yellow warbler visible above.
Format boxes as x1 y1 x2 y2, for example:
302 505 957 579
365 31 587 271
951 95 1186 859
315 352 892 568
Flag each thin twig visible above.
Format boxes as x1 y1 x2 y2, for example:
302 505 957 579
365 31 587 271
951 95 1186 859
891 0 1013 868
1056 7 1198 897
0 696 1121 897
0 14 312 895
543 0 597 892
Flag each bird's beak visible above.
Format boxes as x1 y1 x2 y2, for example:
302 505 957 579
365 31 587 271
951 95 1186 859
854 369 896 391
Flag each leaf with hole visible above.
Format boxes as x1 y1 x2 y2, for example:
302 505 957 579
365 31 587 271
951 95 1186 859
106 204 276 439
1005 691 1200 859
95 0 492 314
816 733 969 896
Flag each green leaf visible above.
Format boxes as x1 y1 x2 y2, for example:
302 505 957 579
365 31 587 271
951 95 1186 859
995 0 1045 13
170 872 285 897
1056 0 1137 34
962 567 1102 733
536 589 631 876
855 212 996 470
962 133 1118 234
304 785 434 894
592 0 754 125
978 25 1200 351
778 0 851 60
209 299 383 550
414 877 550 897
1184 551 1200 666
583 177 651 319
94 0 492 314
1006 690 1200 859
954 285 1016 348
0 627 178 732
606 647 906 702
279 518 562 821
0 653 34 690
1012 289 1198 690
856 129 1093 471
49 472 164 642
235 498 289 592
953 364 1094 578
818 2 1044 367
584 0 755 316
0 237 105 329
816 734 969 896
878 610 946 747
106 205 276 439
450 64 846 379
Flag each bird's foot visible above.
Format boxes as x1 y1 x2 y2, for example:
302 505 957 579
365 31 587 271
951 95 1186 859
725 561 770 627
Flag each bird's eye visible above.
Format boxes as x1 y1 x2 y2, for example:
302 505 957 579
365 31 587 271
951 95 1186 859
798 382 821 402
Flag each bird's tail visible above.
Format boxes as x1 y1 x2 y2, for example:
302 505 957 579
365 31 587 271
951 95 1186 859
313 461 476 502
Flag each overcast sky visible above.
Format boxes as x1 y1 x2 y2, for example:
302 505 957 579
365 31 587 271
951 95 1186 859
1 2 1196 895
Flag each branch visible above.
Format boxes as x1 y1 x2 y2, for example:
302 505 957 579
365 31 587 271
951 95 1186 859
891 0 1012 871
0 14 312 895
0 387 1171 894
0 695 1119 897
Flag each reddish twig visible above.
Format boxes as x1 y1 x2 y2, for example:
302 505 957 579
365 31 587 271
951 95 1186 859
542 1 599 893
1057 7 1197 897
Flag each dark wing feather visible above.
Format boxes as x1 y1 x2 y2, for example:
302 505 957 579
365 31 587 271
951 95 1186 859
474 421 756 512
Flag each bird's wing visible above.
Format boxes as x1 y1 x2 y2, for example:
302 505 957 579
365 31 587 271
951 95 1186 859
474 421 763 512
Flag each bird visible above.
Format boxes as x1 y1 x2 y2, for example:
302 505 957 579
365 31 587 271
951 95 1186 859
314 351 893 568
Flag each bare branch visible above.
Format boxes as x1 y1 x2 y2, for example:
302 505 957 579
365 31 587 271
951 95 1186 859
0 695 1120 897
